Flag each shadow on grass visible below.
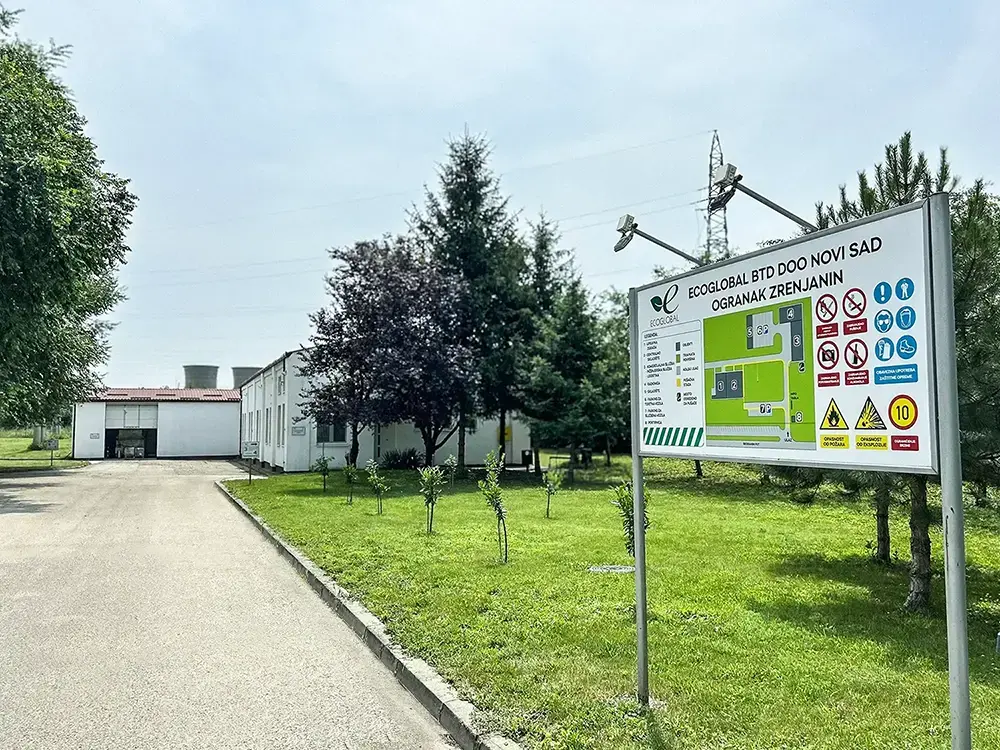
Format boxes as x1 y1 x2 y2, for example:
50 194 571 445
749 551 1000 686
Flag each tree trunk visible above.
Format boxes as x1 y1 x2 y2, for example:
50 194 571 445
422 431 435 467
497 518 502 560
429 504 435 534
532 443 541 476
694 460 703 479
349 423 360 467
498 409 507 463
605 435 612 467
874 485 891 564
502 519 508 563
322 473 327 493
905 474 932 612
546 493 551 519
458 407 467 471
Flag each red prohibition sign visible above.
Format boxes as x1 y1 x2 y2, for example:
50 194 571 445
815 293 837 323
845 338 868 369
817 341 839 370
842 287 867 319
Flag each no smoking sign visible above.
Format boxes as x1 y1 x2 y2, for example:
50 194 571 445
842 288 867 319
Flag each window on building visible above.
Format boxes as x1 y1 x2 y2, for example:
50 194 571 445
265 407 271 444
255 410 260 441
316 421 347 444
277 405 284 447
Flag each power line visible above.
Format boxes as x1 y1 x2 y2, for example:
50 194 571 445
126 193 704 288
112 263 648 320
153 128 712 234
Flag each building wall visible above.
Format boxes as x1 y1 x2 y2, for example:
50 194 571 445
377 417 531 466
157 402 240 457
72 402 106 459
240 349 532 473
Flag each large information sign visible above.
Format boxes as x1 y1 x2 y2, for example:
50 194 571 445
632 202 938 473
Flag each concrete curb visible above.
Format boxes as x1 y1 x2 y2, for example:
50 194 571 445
215 480 520 750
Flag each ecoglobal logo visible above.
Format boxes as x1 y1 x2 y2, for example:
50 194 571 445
649 284 680 326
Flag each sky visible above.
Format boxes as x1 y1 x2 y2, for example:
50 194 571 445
15 0 1000 388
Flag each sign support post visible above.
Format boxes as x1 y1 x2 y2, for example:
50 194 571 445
929 192 971 750
628 286 650 705
623 196 971 742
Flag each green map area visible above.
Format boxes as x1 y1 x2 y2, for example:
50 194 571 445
703 297 816 449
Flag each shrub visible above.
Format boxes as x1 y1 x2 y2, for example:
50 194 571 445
444 454 458 488
418 465 446 533
366 459 390 515
611 480 650 558
479 450 508 563
343 464 360 505
311 456 332 492
543 469 563 519
379 448 421 470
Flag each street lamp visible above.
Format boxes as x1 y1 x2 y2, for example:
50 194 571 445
711 162 818 232
614 213 704 267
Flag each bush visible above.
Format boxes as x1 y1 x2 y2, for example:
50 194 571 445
379 448 421 469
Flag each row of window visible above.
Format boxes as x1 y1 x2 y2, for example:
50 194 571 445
241 409 346 447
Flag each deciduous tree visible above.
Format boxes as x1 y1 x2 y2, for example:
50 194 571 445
0 9 136 424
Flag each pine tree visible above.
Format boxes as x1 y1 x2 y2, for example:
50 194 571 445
409 130 523 468
521 276 601 454
816 132 962 612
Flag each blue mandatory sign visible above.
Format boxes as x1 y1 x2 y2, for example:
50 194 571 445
896 305 916 330
875 337 894 361
874 281 893 305
896 277 915 301
874 309 894 333
897 334 917 360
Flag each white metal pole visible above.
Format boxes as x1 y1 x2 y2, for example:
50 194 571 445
928 192 971 749
628 287 650 705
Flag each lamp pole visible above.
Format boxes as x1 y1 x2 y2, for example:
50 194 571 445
615 166 815 707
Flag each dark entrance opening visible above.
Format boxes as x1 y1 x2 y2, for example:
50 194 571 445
105 429 118 458
105 428 157 458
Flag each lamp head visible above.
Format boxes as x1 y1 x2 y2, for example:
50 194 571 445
616 214 636 234
712 163 739 188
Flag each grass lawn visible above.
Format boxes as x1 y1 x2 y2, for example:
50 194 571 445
0 431 87 472
226 459 1000 749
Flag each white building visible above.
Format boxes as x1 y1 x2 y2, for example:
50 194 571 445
241 349 531 472
72 388 241 460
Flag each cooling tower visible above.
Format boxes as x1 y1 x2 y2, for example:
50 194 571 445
232 367 260 389
183 365 218 389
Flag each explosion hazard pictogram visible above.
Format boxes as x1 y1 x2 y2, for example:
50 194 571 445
855 397 887 430
820 399 847 430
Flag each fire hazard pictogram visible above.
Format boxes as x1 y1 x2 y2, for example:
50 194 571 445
855 396 887 430
820 398 847 430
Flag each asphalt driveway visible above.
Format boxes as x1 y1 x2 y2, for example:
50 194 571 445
0 460 452 749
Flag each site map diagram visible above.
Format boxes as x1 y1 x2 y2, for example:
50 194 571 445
702 297 816 449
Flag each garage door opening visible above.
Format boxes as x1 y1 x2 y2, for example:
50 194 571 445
104 403 159 459
105 429 157 458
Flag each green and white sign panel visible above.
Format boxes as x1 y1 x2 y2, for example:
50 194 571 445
633 202 938 473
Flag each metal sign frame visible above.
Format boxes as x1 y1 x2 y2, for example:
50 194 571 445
627 194 970 749
630 199 938 474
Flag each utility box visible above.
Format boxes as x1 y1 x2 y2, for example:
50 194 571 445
521 449 533 468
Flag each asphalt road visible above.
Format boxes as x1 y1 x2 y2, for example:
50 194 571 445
0 460 453 749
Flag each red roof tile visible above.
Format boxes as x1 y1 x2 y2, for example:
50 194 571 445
92 388 241 403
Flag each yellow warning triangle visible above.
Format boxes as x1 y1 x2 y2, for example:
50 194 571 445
820 398 847 430
855 396 887 430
